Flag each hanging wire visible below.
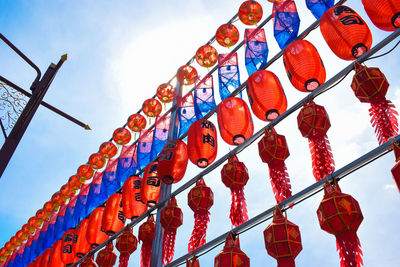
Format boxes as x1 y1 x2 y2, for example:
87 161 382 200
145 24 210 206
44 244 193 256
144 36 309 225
365 39 400 61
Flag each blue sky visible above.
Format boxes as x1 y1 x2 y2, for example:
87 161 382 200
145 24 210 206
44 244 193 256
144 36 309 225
1 0 400 266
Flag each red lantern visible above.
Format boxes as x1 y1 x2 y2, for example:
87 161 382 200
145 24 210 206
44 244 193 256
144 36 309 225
39 248 52 267
35 209 46 226
60 183 75 202
75 219 91 259
157 83 175 104
28 216 41 230
99 141 118 159
68 175 83 192
195 45 218 68
320 5 372 60
283 40 326 92
96 243 117 267
122 175 147 219
221 154 249 227
217 97 254 146
51 192 66 210
264 206 302 267
61 228 78 265
158 139 189 184
9 237 20 249
247 70 288 121
317 181 364 267
238 0 263 26
88 153 106 170
187 119 218 168
43 201 54 219
127 114 147 139
102 192 126 236
391 143 400 192
351 62 399 145
116 227 138 267
362 0 400 31
86 205 109 248
77 164 94 182
297 100 335 181
113 127 131 145
214 232 249 267
141 162 161 206
138 215 156 267
15 229 28 243
186 256 200 267
177 65 198 86
80 255 96 267
22 223 35 236
188 178 213 252
216 24 240 48
160 198 183 265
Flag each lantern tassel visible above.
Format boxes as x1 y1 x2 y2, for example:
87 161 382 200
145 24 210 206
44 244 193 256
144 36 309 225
230 187 248 227
277 257 296 267
268 162 292 203
369 99 398 145
119 253 130 267
162 229 177 265
140 241 152 267
188 211 210 252
309 135 335 181
336 230 363 267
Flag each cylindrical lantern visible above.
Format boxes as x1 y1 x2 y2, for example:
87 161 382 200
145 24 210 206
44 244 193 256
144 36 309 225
264 206 302 267
122 175 147 220
86 205 108 248
77 164 94 182
317 181 364 267
61 228 78 266
116 227 138 267
238 0 263 26
102 192 126 236
320 5 372 60
156 83 175 104
221 154 249 227
362 0 400 31
160 198 183 265
188 178 214 252
187 119 218 168
177 65 198 86
138 215 156 267
48 240 65 267
88 153 106 170
283 40 326 92
214 232 250 267
216 24 240 48
195 45 218 68
96 243 117 267
217 97 254 146
39 248 51 267
142 99 162 122
158 139 189 184
75 219 91 259
99 141 118 159
127 114 147 133
113 127 131 146
141 162 161 206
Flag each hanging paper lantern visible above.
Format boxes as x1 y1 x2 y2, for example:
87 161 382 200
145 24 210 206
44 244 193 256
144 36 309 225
351 62 399 145
16 229 28 243
160 198 183 265
60 183 75 202
102 192 126 236
28 216 42 230
122 175 147 219
138 215 156 267
96 243 117 267
214 232 250 267
68 175 83 192
306 0 334 19
39 248 52 267
247 70 287 121
188 178 213 252
317 181 364 267
9 236 21 248
217 97 254 146
195 45 218 69
99 141 118 159
51 192 66 210
391 143 400 192
22 223 35 236
158 139 189 184
362 0 400 31
77 164 95 182
113 127 132 146
186 256 200 267
215 24 240 48
142 99 162 123
283 40 326 92
116 227 138 267
221 154 249 227
320 5 372 60
238 0 263 26
187 119 218 168
43 201 54 219
141 162 161 207
297 100 335 181
272 0 300 49
75 219 91 259
61 228 78 266
86 205 109 248
264 206 302 267
80 255 96 267
177 65 198 86
156 83 175 104
88 153 106 170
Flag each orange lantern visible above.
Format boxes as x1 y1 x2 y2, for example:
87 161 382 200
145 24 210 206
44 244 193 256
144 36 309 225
28 216 41 230
238 0 263 26
116 227 138 267
214 232 249 267
217 97 254 146
86 205 109 248
320 5 372 60
51 192 66 210
156 83 175 104
122 175 147 220
99 141 118 159
362 0 400 31
283 40 326 92
177 65 198 86
187 119 218 168
158 139 189 184
96 243 117 267
138 215 156 267
35 209 46 226
113 127 131 146
247 70 287 121
195 45 218 68
9 236 20 248
39 248 52 267
141 162 161 206
88 153 106 170
15 229 28 243
60 184 75 202
142 99 162 124
102 192 126 236
43 201 54 219
77 164 94 182
75 218 91 258
68 175 83 192
216 24 240 48
61 228 78 265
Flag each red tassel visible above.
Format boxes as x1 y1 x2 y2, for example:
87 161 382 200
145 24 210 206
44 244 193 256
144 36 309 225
268 161 292 203
369 99 399 145
188 211 210 252
119 253 130 267
162 229 177 265
336 231 363 267
230 187 248 227
309 135 335 181
277 257 296 267
140 241 152 267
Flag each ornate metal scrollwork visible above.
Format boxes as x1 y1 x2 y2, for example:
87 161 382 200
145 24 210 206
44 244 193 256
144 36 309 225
0 82 28 133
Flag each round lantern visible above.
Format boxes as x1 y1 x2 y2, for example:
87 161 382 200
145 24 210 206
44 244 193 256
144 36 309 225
75 219 91 258
60 184 75 201
141 161 161 206
362 0 400 31
127 114 147 139
247 70 287 121
77 164 94 182
16 229 28 242
48 240 64 267
320 5 372 60
35 209 46 225
195 45 218 68
138 215 156 267
187 119 218 168
102 192 126 236
214 232 250 267
86 205 109 248
113 127 131 146
156 83 175 104
158 139 189 184
188 178 214 252
96 243 117 267
61 228 78 266
122 175 147 220
116 227 138 267
68 175 83 192
51 192 66 209
142 99 162 123
238 0 263 26
264 206 302 267
43 201 54 219
88 153 106 170
99 141 118 159
177 65 198 86
9 236 21 248
160 198 183 265
22 223 35 235
216 24 240 48
283 40 326 92
217 97 254 146
28 216 42 229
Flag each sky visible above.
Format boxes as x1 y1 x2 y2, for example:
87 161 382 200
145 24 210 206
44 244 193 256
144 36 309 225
1 0 400 266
